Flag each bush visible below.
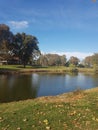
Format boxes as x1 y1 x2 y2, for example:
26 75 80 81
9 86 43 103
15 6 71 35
69 64 78 72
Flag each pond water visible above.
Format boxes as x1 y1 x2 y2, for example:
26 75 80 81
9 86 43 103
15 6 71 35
0 73 98 103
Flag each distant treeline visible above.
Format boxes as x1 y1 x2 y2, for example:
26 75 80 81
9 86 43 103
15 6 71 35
0 24 98 69
33 53 98 69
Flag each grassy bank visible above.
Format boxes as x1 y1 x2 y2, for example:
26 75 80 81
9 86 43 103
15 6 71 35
0 65 94 74
0 88 98 130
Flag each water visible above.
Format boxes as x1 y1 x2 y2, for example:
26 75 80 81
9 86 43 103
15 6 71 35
0 73 98 103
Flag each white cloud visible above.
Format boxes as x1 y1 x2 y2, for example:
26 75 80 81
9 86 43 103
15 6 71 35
9 21 29 29
42 51 93 60
65 52 93 60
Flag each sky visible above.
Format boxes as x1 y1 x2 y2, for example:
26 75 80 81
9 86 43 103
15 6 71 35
0 0 98 59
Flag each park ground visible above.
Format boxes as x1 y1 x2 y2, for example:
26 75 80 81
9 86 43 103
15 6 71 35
0 65 94 74
0 87 98 130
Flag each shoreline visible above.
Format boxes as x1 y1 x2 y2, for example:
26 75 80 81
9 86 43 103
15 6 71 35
1 87 98 104
0 85 98 129
0 66 94 74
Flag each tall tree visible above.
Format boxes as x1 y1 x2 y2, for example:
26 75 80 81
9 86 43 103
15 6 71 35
0 24 40 66
14 33 40 67
0 24 13 59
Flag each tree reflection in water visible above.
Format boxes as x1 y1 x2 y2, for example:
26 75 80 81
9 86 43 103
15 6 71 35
0 73 40 103
0 73 98 103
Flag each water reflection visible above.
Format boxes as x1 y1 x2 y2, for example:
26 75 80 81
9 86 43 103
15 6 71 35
0 73 98 103
0 74 40 103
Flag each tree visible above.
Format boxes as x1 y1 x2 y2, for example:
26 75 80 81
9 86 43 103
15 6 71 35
69 56 80 66
0 24 40 67
83 56 93 67
84 53 98 68
38 54 66 66
60 55 66 66
0 24 13 59
92 53 98 66
46 54 61 66
13 33 40 67
38 54 48 66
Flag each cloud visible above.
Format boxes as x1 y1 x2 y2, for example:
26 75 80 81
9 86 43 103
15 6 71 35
42 51 93 60
9 21 29 29
65 52 93 60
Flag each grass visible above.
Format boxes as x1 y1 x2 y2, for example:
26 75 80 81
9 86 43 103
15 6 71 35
0 65 94 73
0 88 98 130
0 65 33 70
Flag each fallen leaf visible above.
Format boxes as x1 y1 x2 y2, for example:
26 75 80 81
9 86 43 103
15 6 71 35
23 118 28 122
96 118 98 122
46 126 51 130
69 111 76 116
43 119 49 125
0 117 3 120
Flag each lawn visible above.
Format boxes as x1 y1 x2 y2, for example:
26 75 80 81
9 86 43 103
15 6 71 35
0 88 98 130
0 65 94 74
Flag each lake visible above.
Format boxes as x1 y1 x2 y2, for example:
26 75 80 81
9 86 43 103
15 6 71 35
0 72 98 103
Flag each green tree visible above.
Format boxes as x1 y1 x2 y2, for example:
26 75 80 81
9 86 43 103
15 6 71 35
0 24 40 66
14 33 40 67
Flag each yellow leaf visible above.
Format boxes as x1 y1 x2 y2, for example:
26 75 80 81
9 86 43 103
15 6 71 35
46 126 51 130
43 119 49 125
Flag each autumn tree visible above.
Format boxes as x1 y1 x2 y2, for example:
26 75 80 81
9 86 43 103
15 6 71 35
38 54 66 66
83 56 93 67
91 53 98 66
38 54 48 66
46 54 60 66
84 53 98 68
69 56 80 66
0 24 13 59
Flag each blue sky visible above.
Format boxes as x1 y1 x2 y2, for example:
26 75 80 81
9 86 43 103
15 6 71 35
0 0 98 59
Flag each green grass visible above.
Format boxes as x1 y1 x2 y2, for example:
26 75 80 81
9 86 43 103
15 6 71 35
0 88 98 130
0 65 33 70
0 65 94 73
